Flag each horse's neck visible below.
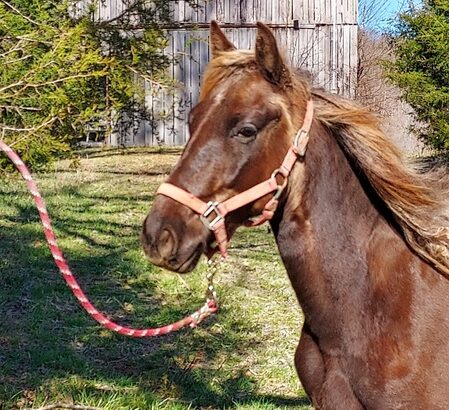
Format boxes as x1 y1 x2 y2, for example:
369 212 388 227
273 123 400 322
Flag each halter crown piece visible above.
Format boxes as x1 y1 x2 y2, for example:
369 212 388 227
157 100 314 259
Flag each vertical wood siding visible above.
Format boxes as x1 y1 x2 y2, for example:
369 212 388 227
88 0 357 146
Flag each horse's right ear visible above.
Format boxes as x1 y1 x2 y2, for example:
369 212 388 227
210 21 236 58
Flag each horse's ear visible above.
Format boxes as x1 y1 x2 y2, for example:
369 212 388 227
255 22 291 86
210 21 236 58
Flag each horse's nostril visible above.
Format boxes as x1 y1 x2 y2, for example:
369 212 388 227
157 228 177 261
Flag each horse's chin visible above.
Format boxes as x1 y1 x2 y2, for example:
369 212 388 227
175 245 204 273
142 236 204 273
143 221 240 274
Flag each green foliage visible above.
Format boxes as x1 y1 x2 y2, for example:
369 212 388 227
0 149 310 409
0 0 176 169
385 0 449 151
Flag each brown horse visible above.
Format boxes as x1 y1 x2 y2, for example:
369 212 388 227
142 22 449 409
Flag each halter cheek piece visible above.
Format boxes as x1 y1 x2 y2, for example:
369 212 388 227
156 100 314 260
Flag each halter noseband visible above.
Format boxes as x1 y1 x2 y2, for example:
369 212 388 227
156 100 314 259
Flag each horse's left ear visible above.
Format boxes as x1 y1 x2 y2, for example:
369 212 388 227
255 22 291 87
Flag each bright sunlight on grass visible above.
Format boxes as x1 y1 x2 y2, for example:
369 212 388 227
0 148 311 410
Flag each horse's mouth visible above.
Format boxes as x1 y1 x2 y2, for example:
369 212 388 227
176 245 203 273
142 217 237 273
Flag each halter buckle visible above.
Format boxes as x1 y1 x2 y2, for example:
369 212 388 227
200 201 224 230
294 129 310 156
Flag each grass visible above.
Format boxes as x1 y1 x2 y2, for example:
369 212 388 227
0 147 311 410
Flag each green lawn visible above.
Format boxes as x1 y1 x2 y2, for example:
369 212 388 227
0 148 311 410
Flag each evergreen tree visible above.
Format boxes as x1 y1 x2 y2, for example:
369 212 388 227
0 0 177 168
386 0 449 152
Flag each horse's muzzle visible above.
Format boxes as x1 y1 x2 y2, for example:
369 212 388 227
141 196 208 273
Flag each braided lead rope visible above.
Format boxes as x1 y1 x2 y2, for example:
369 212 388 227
0 140 218 337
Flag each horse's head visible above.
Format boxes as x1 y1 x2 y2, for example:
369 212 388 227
142 21 311 272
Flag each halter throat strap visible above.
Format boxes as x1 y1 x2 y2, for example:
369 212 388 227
156 100 314 259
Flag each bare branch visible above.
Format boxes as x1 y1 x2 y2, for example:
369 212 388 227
0 40 25 58
16 35 53 46
0 61 56 93
24 404 101 410
1 72 101 96
3 54 33 65
358 0 405 29
0 80 25 93
0 0 42 27
0 116 59 146
0 105 41 112
26 73 103 88
125 64 166 89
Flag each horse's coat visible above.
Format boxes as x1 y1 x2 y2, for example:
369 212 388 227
142 21 449 409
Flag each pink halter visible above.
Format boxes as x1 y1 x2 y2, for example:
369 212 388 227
157 100 314 259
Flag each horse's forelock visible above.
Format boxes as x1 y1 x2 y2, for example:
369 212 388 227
200 50 257 101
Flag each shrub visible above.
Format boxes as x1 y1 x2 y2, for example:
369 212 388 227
385 0 449 152
0 0 175 169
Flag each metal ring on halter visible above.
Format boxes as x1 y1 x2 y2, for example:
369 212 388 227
271 168 288 200
200 201 224 230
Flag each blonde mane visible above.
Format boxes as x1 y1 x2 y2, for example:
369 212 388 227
202 50 449 277
313 90 449 277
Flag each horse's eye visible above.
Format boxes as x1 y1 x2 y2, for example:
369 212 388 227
238 124 258 138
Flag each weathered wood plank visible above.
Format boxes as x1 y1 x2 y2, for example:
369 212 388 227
87 0 358 146
171 30 183 145
206 0 216 21
292 0 304 22
315 0 321 24
216 0 225 21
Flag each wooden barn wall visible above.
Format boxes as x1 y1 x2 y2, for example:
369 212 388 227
79 0 358 146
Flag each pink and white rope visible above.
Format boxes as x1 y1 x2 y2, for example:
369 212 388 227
0 140 218 337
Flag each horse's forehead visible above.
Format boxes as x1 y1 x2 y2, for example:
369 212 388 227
204 71 282 111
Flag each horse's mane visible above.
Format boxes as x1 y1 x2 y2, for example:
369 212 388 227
203 50 449 277
312 89 449 277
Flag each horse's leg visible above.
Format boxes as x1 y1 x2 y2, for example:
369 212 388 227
318 357 365 410
295 324 365 410
295 323 325 407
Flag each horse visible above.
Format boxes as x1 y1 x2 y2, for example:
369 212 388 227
141 21 449 409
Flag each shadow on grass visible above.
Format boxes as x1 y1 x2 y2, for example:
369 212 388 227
53 166 174 177
76 146 184 159
0 182 310 409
